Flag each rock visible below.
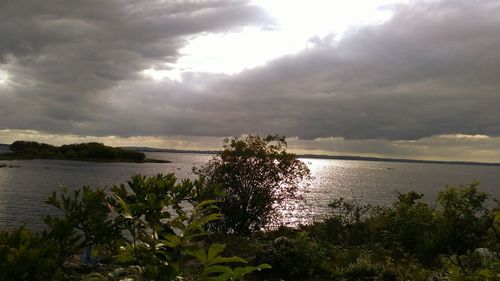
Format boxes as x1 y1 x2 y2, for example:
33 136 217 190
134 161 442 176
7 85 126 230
273 236 292 248
474 247 498 260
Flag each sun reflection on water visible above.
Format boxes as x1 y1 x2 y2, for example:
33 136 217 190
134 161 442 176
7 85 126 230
278 158 388 227
278 158 353 227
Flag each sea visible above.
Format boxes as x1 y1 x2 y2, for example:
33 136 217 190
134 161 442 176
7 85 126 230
1 150 499 230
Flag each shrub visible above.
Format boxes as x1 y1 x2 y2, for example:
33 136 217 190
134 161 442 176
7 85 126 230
195 135 311 235
0 228 66 281
0 174 270 281
436 182 491 255
383 192 439 262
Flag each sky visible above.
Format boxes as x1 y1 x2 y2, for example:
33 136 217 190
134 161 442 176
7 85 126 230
1 0 500 162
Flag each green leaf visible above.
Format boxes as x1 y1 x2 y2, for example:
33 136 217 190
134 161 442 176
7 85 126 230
184 232 209 241
207 243 225 262
170 219 187 231
195 199 220 210
202 265 233 275
197 213 224 225
160 233 181 248
256 263 272 270
207 256 247 266
493 211 500 232
113 194 133 219
115 251 135 264
232 264 271 279
478 269 494 278
185 248 207 263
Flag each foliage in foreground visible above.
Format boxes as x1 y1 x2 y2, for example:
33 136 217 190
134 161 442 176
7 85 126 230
223 182 499 281
1 176 499 281
0 174 269 281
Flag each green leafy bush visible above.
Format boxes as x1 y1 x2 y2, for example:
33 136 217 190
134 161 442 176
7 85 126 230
0 174 270 281
436 182 492 255
0 228 66 281
195 135 311 235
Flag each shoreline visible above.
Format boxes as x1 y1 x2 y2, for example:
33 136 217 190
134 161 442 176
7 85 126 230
0 154 171 163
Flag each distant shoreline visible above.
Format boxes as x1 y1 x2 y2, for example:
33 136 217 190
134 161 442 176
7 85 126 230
297 154 500 167
0 155 170 164
2 143 498 167
123 146 500 167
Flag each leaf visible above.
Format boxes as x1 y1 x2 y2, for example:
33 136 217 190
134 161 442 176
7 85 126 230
232 264 271 279
207 243 225 262
493 211 500 232
256 263 271 270
478 269 494 278
170 219 187 231
207 256 247 266
160 233 181 248
113 194 133 219
115 251 135 264
195 199 220 210
91 247 99 257
184 232 209 241
202 265 233 275
185 248 207 264
197 213 224 225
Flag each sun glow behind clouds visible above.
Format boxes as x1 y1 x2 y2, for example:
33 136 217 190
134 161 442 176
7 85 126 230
146 0 398 81
0 69 8 84
253 0 396 39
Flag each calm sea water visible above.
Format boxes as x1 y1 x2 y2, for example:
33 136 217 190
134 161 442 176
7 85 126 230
0 151 499 230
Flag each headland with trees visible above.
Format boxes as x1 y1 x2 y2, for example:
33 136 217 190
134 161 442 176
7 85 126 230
0 140 170 163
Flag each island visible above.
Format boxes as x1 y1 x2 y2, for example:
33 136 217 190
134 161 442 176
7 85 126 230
0 140 170 163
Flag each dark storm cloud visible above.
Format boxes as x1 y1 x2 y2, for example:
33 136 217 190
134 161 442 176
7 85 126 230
92 0 500 140
0 0 270 133
2 0 500 141
211 0 500 140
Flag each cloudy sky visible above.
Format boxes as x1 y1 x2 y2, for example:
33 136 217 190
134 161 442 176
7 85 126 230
1 0 500 162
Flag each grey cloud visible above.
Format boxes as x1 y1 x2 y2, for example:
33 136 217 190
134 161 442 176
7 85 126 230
138 0 500 140
0 0 270 133
2 0 500 142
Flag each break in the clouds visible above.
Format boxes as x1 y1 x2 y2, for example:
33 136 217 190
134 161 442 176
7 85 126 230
1 0 500 161
0 0 270 133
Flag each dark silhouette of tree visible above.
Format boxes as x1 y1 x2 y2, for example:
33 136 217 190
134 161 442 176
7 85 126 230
7 141 145 162
196 135 311 235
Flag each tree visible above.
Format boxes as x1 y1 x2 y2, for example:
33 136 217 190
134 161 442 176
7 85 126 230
436 182 491 255
196 135 311 235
